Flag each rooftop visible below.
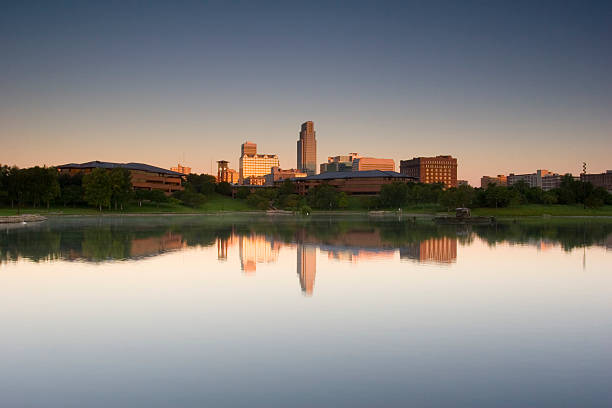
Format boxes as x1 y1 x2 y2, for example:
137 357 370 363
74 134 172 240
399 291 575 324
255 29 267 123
57 161 185 176
297 170 416 181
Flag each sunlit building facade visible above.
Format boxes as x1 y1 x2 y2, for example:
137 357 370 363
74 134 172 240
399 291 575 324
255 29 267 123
480 174 508 188
239 142 280 182
171 163 191 175
353 157 395 172
297 121 317 176
400 155 458 188
264 166 307 185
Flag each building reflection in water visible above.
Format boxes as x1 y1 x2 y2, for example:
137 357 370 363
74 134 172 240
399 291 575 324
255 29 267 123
129 232 185 258
215 232 460 295
238 234 279 274
324 247 394 263
400 237 457 264
297 244 317 296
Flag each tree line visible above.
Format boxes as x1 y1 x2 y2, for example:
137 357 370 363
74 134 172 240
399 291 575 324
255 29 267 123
0 165 236 211
2 164 610 212
377 175 611 209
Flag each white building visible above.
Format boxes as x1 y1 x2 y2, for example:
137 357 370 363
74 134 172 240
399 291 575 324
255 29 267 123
507 169 563 191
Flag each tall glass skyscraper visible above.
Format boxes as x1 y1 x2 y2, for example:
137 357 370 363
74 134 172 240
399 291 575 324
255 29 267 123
297 121 317 176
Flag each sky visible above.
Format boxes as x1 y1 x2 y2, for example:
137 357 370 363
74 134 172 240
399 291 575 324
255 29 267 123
1 0 611 185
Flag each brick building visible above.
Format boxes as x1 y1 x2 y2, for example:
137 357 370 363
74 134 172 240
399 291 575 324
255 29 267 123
400 155 458 188
581 170 612 193
57 161 184 194
293 170 416 196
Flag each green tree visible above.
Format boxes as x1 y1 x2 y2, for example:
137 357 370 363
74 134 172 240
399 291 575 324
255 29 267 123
58 173 84 207
186 174 216 195
83 168 112 211
215 181 233 196
109 168 132 210
236 187 250 199
379 182 408 208
307 184 340 209
172 190 206 207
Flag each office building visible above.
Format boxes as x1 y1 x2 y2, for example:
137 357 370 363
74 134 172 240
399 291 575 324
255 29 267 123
507 169 561 191
353 157 395 172
581 170 612 193
294 170 416 196
57 161 184 194
400 155 458 188
320 153 361 173
170 163 191 175
241 141 257 156
481 175 508 188
297 121 317 176
264 166 307 185
239 141 280 181
458 180 469 187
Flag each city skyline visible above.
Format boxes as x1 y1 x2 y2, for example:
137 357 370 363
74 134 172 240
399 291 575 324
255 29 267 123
1 1 611 186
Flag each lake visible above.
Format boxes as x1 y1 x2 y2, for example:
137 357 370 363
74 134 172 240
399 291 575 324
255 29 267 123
1 215 611 407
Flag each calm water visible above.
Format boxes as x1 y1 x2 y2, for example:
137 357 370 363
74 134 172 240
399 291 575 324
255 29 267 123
1 215 611 408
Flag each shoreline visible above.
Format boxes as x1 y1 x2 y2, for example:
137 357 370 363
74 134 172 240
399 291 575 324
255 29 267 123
4 211 612 220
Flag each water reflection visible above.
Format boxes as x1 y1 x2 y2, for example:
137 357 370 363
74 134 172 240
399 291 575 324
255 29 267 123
2 216 611 294
400 236 457 263
2 215 612 407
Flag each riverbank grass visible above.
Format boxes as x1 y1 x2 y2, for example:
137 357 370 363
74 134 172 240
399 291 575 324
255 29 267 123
0 193 251 215
471 204 612 217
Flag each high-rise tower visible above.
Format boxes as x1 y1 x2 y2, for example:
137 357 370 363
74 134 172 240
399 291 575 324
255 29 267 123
297 121 317 176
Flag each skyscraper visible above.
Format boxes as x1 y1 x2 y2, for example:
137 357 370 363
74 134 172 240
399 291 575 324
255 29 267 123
241 141 257 156
297 121 317 176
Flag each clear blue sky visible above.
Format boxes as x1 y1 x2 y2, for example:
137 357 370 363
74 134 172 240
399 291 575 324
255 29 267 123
1 0 611 184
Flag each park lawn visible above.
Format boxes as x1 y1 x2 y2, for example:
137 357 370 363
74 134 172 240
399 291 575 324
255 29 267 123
0 194 252 215
471 204 612 217
199 193 252 212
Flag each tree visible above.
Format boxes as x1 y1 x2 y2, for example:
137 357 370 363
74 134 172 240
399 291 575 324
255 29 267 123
83 168 112 211
172 190 206 207
186 174 216 195
41 167 60 208
236 187 250 199
379 182 408 208
109 168 132 210
307 184 341 209
215 181 233 196
246 188 277 210
58 173 84 207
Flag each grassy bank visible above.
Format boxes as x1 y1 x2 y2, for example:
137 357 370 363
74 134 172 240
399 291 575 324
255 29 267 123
471 204 612 217
2 198 611 217
0 193 251 216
